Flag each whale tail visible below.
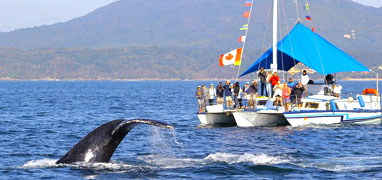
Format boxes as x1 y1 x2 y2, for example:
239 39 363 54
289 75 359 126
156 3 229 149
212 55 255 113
56 119 173 164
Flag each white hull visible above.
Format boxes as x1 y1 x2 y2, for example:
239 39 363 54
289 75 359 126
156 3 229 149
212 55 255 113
284 111 382 127
233 111 290 127
197 111 236 125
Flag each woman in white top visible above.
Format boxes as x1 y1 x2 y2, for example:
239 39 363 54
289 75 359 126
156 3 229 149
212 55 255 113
208 84 216 106
273 81 283 98
301 70 310 98
266 71 273 98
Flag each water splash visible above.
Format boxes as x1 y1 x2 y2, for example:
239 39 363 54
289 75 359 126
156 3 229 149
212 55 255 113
204 152 289 165
20 159 58 168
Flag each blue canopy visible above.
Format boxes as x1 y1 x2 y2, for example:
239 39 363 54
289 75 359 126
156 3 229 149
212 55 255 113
239 23 369 77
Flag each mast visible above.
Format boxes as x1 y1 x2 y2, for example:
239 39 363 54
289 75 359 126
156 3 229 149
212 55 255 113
272 0 278 73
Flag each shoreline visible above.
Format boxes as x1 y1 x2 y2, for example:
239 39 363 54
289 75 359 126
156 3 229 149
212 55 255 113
0 78 381 82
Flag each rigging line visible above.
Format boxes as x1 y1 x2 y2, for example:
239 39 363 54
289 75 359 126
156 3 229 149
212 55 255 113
281 0 301 81
257 1 274 73
279 0 285 82
305 0 325 76
294 0 301 22
236 0 255 80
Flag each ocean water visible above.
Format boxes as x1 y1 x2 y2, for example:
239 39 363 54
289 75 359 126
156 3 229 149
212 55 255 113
0 80 381 179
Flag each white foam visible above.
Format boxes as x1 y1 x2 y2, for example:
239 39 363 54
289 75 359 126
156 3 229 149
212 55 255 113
21 159 58 168
204 152 288 165
293 156 382 172
19 153 289 171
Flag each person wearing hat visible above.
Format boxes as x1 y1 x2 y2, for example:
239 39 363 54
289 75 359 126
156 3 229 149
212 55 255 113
195 86 204 113
224 80 233 109
208 84 216 106
202 85 209 110
243 82 251 108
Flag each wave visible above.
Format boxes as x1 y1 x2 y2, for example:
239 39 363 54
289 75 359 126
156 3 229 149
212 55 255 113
19 152 288 170
291 156 382 173
204 152 288 165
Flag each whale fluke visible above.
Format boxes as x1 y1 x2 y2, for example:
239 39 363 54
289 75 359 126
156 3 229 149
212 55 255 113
56 119 173 164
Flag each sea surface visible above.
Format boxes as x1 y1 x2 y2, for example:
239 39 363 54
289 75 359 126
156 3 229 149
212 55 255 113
0 80 381 179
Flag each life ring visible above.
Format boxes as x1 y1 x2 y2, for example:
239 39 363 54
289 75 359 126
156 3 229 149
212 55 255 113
362 88 378 95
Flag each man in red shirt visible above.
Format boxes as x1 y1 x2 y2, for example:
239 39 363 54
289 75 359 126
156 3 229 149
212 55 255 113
269 72 279 96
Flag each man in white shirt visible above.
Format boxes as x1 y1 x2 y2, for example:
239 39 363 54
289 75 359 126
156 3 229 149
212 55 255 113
301 70 310 98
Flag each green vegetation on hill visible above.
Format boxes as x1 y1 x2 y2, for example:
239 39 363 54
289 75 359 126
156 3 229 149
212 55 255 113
0 0 380 80
0 47 380 80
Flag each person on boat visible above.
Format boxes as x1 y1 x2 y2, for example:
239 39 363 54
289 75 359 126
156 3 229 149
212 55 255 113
301 70 310 98
292 81 305 108
287 78 296 89
243 82 251 109
224 80 233 109
266 71 273 98
233 82 241 109
282 82 292 112
258 67 267 97
273 95 283 108
208 84 216 106
325 74 334 85
270 72 279 96
332 84 342 97
249 80 258 109
216 82 224 105
273 81 283 99
202 85 209 109
230 83 236 108
238 83 244 108
195 86 204 113
287 78 296 100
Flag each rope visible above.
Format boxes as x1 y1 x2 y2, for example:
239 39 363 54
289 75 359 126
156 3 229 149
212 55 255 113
280 0 301 81
236 0 255 80
305 0 326 77
256 2 273 72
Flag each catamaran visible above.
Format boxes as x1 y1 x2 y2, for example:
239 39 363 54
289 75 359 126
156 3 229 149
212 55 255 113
234 0 382 127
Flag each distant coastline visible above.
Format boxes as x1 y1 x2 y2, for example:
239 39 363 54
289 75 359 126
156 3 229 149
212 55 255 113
0 77 381 82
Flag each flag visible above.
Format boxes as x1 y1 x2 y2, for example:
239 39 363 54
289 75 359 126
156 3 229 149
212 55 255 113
304 3 309 10
219 48 242 66
312 27 316 32
238 36 246 42
305 16 311 20
243 12 250 18
240 24 248 30
245 1 252 6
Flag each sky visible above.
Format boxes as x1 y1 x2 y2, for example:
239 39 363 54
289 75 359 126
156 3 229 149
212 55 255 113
0 0 380 32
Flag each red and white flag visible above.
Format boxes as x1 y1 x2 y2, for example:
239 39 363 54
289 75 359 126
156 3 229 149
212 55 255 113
219 48 242 66
237 36 246 43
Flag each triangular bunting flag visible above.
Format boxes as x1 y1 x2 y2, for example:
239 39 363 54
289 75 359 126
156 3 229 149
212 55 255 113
245 1 252 6
238 36 246 43
243 12 250 18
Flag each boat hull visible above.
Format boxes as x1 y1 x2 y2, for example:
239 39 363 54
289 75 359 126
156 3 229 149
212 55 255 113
284 111 382 127
232 111 290 127
197 111 236 125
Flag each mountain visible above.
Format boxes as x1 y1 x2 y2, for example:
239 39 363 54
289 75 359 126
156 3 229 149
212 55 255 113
0 0 381 80
0 0 380 51
0 47 380 80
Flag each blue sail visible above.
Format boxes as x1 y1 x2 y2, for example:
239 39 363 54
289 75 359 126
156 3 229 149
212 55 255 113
239 23 369 77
